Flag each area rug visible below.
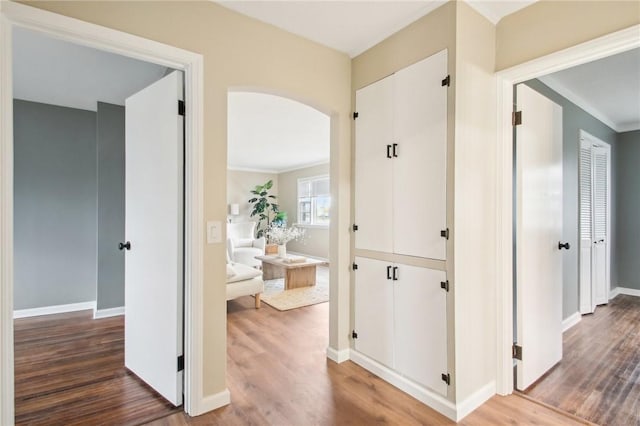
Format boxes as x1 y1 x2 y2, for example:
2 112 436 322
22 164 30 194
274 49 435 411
259 266 329 311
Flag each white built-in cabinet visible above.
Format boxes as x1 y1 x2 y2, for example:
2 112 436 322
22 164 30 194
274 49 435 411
354 49 448 260
354 257 448 396
352 49 450 399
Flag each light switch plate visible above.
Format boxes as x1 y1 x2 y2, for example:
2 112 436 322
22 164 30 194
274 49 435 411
207 220 222 244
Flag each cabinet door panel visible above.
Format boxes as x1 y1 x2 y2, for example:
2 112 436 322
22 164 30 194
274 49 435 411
355 76 394 253
354 257 394 368
393 50 448 260
393 264 447 396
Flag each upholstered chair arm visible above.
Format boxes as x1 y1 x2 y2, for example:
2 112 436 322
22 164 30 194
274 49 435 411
227 237 235 261
253 237 266 252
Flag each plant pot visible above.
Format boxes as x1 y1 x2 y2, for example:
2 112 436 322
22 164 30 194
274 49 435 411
265 244 278 255
277 244 287 258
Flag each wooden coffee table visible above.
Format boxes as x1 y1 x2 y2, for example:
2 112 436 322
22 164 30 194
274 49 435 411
255 255 326 290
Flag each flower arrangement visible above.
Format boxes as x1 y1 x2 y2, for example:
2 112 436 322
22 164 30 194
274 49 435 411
265 224 305 245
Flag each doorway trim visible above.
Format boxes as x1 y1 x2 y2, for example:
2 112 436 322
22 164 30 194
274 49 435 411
495 24 640 395
0 2 206 423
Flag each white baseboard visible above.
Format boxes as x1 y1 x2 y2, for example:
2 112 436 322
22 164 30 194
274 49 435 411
455 381 496 421
562 312 581 332
326 346 350 363
349 350 457 421
13 301 96 319
193 388 230 416
610 286 640 299
93 306 124 319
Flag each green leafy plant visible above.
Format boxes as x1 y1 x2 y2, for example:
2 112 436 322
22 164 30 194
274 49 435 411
248 180 279 238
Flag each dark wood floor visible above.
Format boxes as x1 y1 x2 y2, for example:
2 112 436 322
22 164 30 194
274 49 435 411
526 294 640 426
14 310 180 426
148 296 588 426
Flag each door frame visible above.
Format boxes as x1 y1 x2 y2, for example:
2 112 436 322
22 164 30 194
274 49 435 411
579 130 612 311
495 24 640 395
0 2 206 422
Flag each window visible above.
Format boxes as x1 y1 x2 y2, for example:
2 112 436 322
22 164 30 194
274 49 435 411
298 175 330 226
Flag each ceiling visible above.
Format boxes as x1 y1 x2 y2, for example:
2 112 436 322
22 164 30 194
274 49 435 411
13 27 167 112
217 1 537 57
227 92 330 173
539 48 640 132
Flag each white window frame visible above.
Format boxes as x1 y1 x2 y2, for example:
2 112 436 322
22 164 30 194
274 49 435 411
297 174 330 228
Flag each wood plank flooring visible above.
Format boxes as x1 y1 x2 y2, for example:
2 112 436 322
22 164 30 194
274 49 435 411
14 310 181 425
148 296 588 426
526 294 640 426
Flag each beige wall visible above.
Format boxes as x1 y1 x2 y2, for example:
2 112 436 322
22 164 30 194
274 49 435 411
452 1 497 404
227 169 278 225
496 0 640 70
21 0 352 400
278 163 330 259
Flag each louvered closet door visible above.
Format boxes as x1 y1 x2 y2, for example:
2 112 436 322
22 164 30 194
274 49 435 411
354 75 394 253
579 139 594 314
392 49 448 260
592 146 609 306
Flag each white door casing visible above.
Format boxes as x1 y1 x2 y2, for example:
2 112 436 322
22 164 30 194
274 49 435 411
125 70 184 406
354 75 394 253
392 49 448 260
515 84 563 391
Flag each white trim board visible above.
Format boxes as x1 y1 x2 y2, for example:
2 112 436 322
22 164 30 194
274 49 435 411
349 350 457 421
13 301 96 319
93 306 125 319
562 312 581 333
610 287 640 299
495 24 640 397
0 2 207 422
326 346 349 363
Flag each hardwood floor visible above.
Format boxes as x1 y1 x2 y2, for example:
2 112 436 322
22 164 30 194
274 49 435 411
14 310 181 425
148 297 588 426
525 294 640 426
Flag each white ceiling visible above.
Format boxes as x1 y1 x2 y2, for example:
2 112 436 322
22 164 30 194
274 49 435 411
13 27 167 112
539 48 640 132
227 92 330 173
216 1 536 57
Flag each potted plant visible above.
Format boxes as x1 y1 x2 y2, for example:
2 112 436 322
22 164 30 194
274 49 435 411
265 224 305 258
248 180 279 238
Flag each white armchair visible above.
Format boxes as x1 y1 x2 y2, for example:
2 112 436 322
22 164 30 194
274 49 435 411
227 222 265 268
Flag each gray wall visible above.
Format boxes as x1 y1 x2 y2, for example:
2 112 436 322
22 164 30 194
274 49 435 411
14 100 97 310
524 80 618 319
615 130 640 290
96 102 125 309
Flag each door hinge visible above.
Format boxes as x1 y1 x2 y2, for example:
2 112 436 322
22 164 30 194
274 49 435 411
178 100 185 116
352 224 359 232
352 262 358 271
177 355 184 372
441 75 450 87
352 330 358 339
440 228 449 239
440 280 449 292
441 373 450 385
353 111 359 120
512 111 522 126
512 344 522 360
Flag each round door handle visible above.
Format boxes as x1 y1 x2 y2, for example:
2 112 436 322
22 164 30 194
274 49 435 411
558 241 570 250
118 241 131 251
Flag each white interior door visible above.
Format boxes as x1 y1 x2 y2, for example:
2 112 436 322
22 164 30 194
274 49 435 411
354 75 394 253
579 138 594 314
392 49 448 260
515 84 563 391
353 257 394 368
124 70 184 406
592 145 610 306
